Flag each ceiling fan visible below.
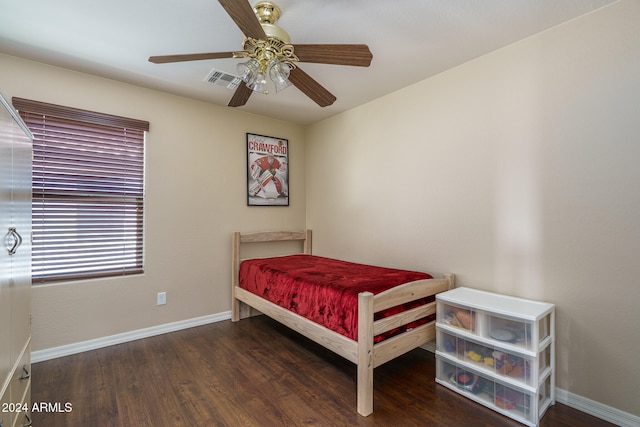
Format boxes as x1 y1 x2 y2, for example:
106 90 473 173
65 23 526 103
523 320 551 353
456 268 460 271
148 0 373 108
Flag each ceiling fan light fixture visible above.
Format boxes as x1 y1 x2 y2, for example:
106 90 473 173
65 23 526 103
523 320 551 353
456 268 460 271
248 71 268 94
268 59 292 92
237 54 293 95
237 59 260 84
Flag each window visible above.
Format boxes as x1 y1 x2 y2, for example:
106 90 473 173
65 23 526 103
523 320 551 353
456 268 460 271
13 98 149 283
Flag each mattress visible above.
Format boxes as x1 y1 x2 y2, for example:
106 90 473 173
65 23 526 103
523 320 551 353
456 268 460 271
239 254 434 341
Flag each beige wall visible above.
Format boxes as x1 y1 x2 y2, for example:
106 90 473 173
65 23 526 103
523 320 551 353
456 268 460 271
306 0 639 417
0 53 306 351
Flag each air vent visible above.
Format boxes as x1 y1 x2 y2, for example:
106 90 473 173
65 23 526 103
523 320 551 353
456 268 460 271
204 68 242 90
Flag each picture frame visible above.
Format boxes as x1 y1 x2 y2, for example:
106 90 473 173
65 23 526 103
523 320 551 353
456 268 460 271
246 133 289 206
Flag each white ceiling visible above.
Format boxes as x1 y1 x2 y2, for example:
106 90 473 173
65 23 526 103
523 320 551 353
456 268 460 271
1 0 616 125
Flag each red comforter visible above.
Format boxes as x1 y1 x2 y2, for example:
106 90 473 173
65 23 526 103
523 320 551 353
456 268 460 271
239 254 434 341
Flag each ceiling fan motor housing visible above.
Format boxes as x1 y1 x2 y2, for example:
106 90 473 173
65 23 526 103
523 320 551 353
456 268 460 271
254 1 281 24
252 1 290 43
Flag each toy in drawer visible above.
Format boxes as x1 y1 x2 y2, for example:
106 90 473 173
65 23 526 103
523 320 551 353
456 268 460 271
437 301 477 334
436 357 541 425
436 329 552 387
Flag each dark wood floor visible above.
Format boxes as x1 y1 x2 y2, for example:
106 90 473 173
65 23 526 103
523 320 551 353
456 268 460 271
33 316 614 427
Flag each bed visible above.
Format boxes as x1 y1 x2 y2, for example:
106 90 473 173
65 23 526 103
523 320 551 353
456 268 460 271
231 230 454 416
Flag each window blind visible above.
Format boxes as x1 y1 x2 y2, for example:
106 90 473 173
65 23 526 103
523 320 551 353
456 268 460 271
12 98 149 283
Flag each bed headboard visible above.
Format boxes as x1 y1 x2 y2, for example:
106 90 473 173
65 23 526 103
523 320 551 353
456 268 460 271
234 230 311 251
232 230 312 288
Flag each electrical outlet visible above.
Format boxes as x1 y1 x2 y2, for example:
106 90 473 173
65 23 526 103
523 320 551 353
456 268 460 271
157 292 167 306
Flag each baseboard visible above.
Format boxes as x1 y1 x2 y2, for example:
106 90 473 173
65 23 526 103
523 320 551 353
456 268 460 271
420 340 436 353
555 388 640 427
31 311 231 363
420 342 639 427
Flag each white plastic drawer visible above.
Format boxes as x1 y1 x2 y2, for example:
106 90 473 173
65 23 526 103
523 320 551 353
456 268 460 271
436 357 536 425
437 329 541 387
485 313 535 350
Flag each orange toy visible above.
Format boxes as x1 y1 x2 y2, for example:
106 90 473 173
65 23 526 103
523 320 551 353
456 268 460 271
453 308 476 330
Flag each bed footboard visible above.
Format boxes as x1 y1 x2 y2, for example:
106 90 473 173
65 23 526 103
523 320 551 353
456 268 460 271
356 274 455 415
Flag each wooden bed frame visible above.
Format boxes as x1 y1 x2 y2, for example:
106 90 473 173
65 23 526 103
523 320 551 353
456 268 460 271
231 230 454 416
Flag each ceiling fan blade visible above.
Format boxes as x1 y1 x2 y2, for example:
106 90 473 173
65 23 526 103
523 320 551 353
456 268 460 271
292 44 373 67
149 52 237 64
218 0 267 40
228 83 253 107
288 67 336 107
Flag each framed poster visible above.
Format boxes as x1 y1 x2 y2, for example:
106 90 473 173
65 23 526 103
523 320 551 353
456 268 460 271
247 133 289 206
